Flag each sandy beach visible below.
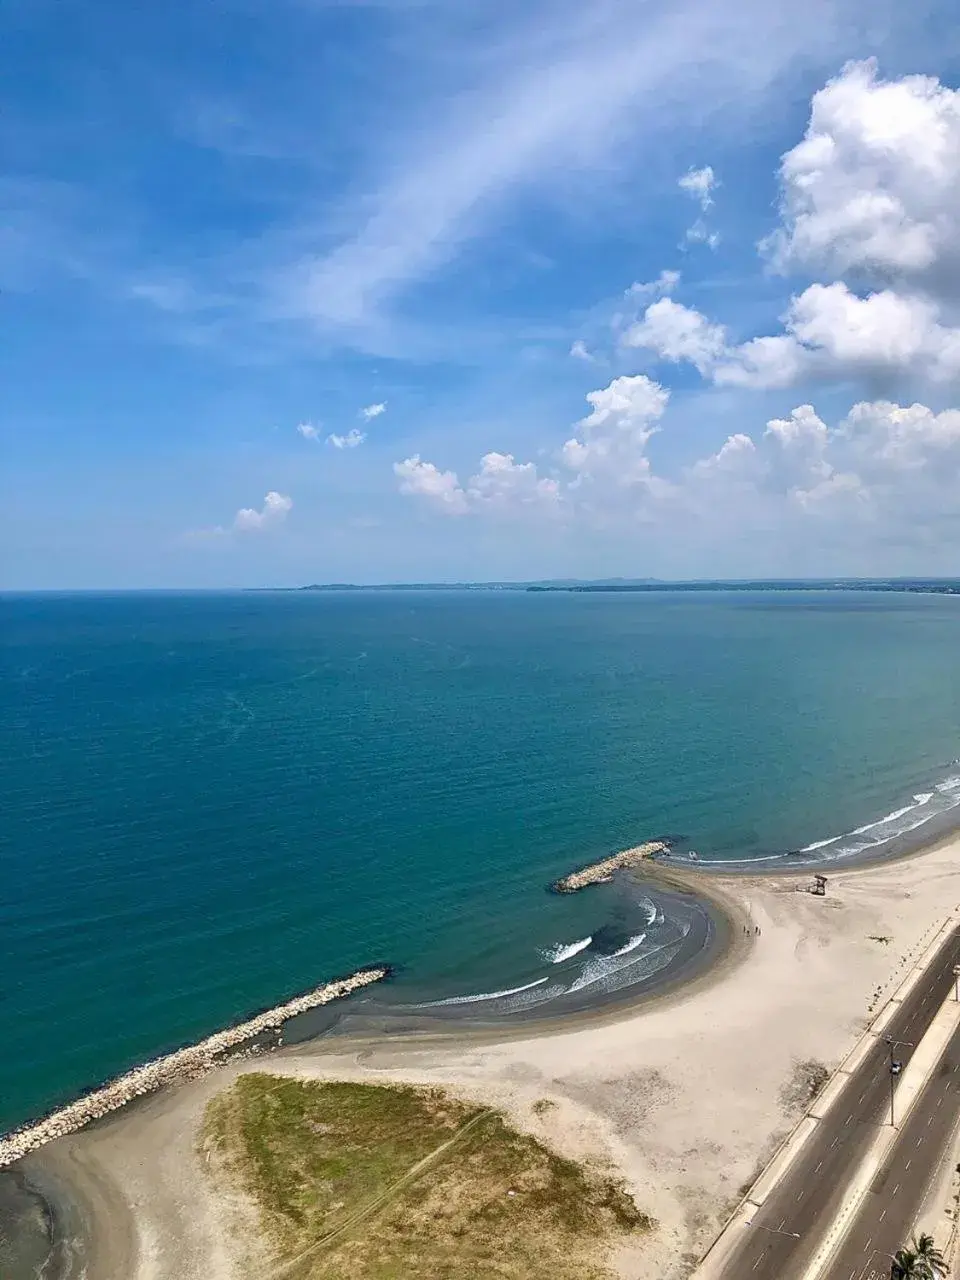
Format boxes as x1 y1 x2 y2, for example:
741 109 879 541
16 833 960 1280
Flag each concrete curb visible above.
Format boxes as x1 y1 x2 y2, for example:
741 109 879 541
693 908 960 1280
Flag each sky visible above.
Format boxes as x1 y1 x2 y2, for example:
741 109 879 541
3 0 960 587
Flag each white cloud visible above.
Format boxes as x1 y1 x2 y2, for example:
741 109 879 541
288 0 880 330
297 421 321 440
232 491 293 532
392 355 960 556
394 455 469 514
623 297 727 373
626 270 681 299
679 165 717 211
394 450 558 517
570 339 596 362
678 167 719 248
627 284 960 388
327 428 367 449
360 402 387 420
561 374 670 489
467 452 560 508
843 399 960 471
764 59 960 301
683 221 721 250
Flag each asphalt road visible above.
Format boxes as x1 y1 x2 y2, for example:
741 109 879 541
825 1017 960 1280
714 924 960 1280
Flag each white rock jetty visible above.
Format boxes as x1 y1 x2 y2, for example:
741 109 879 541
0 965 388 1169
552 841 668 892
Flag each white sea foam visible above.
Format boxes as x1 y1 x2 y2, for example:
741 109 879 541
543 936 593 964
852 803 917 834
612 932 647 957
418 978 549 1007
567 937 677 995
788 771 960 866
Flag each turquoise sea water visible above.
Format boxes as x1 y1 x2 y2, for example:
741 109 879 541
3 589 960 1132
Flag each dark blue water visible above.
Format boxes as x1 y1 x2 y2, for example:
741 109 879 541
2 589 960 1131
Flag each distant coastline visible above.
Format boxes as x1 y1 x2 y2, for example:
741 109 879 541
265 578 960 595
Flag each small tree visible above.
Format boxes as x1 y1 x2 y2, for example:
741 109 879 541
913 1233 946 1278
891 1245 918 1279
891 1235 946 1279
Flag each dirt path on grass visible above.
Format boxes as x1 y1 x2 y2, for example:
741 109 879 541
267 1109 494 1278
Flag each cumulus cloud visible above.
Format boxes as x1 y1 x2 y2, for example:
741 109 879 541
232 491 293 532
561 374 669 488
623 64 960 393
570 338 596 362
297 421 321 440
627 285 960 388
623 297 726 374
327 428 367 449
360 402 387 420
394 455 469 514
764 60 960 301
467 453 560 509
394 363 960 539
393 450 558 517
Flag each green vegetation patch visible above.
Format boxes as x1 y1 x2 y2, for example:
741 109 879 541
202 1073 652 1280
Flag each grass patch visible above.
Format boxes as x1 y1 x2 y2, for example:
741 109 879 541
202 1073 652 1280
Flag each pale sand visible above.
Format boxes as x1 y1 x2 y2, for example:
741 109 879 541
29 835 960 1280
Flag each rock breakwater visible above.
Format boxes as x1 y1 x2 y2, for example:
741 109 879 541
0 966 388 1169
552 841 669 893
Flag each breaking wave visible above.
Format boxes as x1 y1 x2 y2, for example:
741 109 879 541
416 978 550 1007
542 936 592 964
794 775 960 862
611 932 647 957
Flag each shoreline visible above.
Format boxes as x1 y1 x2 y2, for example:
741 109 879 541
13 834 960 1280
5 802 960 1162
0 966 389 1171
16 831 960 1280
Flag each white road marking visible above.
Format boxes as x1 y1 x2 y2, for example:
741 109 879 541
893 1183 900 1195
879 1209 886 1222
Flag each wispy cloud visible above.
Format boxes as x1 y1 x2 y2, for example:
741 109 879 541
283 0 879 333
360 401 387 420
327 428 367 449
678 165 717 211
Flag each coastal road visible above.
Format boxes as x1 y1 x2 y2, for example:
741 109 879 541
713 924 960 1280
825 1018 960 1280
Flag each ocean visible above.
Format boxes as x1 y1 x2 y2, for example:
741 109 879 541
3 588 960 1135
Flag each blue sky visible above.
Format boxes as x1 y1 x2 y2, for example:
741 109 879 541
3 0 960 587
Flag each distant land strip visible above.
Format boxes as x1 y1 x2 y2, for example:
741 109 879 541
259 579 960 595
552 841 669 893
0 966 389 1169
